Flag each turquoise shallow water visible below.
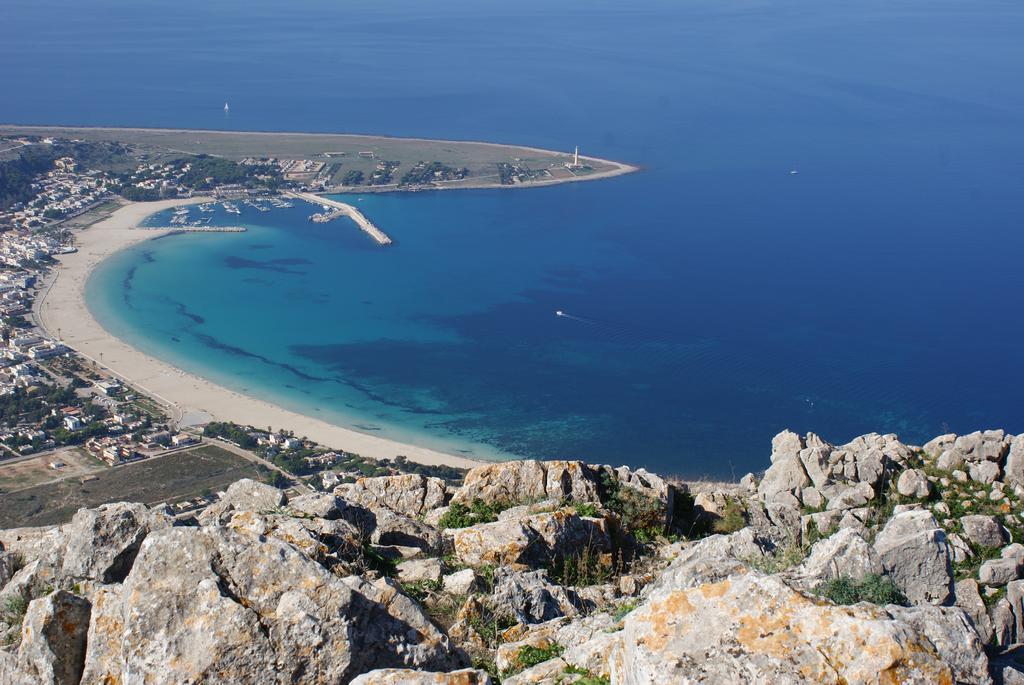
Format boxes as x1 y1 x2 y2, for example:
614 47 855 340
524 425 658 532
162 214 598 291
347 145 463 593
9 0 1023 476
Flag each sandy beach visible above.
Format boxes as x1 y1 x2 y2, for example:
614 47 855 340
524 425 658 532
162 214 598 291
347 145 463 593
33 198 487 470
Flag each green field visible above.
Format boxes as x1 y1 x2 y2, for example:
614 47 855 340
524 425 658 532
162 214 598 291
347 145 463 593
0 125 633 190
0 444 263 528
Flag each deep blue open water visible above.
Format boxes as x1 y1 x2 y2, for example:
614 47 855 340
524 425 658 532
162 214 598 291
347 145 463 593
6 0 1023 476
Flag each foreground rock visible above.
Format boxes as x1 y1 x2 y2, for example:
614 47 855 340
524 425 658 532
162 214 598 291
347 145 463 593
2 427 1022 684
873 510 953 605
337 474 449 518
350 669 492 684
0 590 91 685
611 571 974 684
445 509 610 568
79 526 464 683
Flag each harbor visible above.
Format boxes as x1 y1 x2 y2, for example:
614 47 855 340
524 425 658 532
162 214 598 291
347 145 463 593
140 225 247 233
286 191 393 246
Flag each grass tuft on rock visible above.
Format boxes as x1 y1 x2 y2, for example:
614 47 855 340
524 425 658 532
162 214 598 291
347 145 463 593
814 574 907 606
438 498 512 529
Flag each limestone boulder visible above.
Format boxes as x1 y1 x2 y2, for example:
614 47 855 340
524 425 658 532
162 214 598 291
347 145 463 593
979 557 1022 587
954 578 993 645
885 604 991 685
610 572 956 684
350 669 492 685
10 590 91 685
495 618 567 675
787 527 883 590
757 431 810 504
937 449 967 471
826 482 875 511
397 557 443 584
0 524 64 570
923 433 957 459
960 515 1007 549
991 580 1024 648
287 493 346 520
896 468 932 498
651 528 769 594
79 525 463 684
447 518 538 568
198 478 286 523
873 510 952 605
443 568 477 595
957 430 1012 462
452 460 601 506
367 507 442 554
0 502 172 593
491 568 582 624
446 510 609 569
226 509 363 568
1005 435 1024 488
969 460 1001 485
337 474 449 518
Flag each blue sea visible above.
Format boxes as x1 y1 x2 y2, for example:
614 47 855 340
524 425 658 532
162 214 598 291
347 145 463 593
5 0 1024 476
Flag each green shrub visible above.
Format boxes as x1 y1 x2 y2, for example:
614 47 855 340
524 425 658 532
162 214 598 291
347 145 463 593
563 665 611 685
573 501 602 518
711 498 747 534
815 574 906 606
601 473 665 541
515 642 564 671
613 600 639 621
1 595 28 625
401 579 442 603
953 543 1003 582
437 498 511 529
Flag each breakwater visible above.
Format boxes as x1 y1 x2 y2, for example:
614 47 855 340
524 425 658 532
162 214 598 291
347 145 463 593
286 191 393 245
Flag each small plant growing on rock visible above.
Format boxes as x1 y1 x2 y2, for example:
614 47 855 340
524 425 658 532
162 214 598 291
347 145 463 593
747 540 808 574
952 543 1003 582
815 574 906 606
1 595 29 645
601 473 666 541
438 498 510 529
572 501 602 518
400 579 443 604
711 497 747 534
548 545 616 587
613 599 639 621
563 665 612 685
510 642 564 673
466 605 518 647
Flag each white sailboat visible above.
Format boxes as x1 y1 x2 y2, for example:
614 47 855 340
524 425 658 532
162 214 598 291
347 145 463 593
224 101 230 113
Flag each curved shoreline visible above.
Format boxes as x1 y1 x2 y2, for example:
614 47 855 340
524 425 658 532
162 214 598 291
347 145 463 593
33 198 491 469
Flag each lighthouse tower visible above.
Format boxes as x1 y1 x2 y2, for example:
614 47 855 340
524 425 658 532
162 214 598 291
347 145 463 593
567 145 582 170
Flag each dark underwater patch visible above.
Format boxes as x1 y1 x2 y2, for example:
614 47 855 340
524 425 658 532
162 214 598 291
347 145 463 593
223 256 307 274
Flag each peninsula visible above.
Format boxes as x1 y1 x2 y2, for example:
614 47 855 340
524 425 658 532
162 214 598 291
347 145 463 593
0 124 637 196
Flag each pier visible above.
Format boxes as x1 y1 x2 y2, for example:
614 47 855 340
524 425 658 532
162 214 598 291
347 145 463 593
286 191 393 246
